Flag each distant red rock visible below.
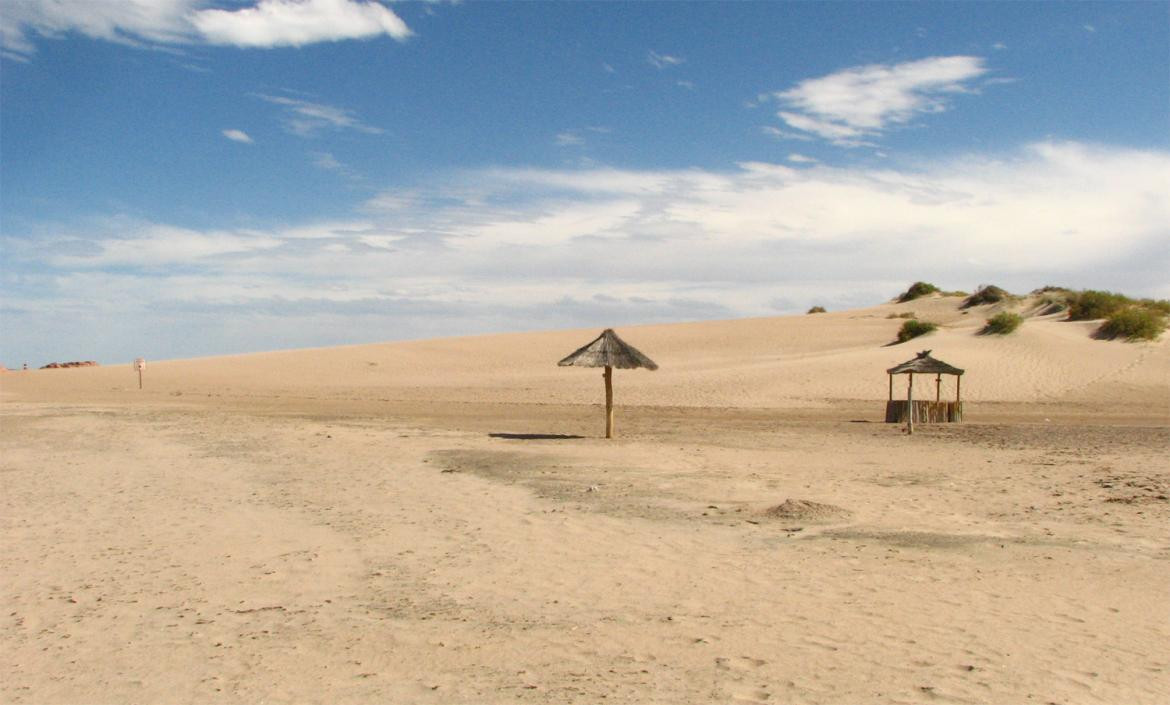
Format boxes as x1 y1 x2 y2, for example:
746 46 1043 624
40 361 99 369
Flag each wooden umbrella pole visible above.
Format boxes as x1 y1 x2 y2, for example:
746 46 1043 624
604 365 614 439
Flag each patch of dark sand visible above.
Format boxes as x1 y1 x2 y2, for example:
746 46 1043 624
762 499 852 523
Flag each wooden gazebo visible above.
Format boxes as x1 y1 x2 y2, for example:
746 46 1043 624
885 350 964 432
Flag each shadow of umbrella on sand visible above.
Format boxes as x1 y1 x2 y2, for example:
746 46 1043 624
558 328 658 439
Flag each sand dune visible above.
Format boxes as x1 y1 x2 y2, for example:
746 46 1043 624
4 294 1168 412
2 295 1168 704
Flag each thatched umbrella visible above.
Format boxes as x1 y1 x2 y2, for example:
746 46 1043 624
558 328 658 438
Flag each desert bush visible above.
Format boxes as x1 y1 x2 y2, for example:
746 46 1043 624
896 319 938 343
1067 290 1132 320
886 311 915 319
807 306 826 314
963 285 1012 308
981 312 1023 335
895 282 940 303
1139 298 1170 316
1097 307 1166 341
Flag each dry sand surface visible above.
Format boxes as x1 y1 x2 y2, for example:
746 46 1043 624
2 294 1169 704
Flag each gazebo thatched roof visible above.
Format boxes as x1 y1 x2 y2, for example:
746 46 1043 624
558 329 658 370
887 350 964 376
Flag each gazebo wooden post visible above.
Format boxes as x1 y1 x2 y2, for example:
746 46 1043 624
907 372 914 435
604 365 614 439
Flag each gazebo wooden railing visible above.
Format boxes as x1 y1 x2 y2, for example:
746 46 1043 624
885 350 964 433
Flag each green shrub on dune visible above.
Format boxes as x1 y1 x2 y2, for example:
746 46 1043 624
807 306 827 314
895 282 940 303
1067 290 1133 321
963 285 1012 308
896 319 937 343
1097 308 1166 341
1140 299 1170 316
981 312 1023 335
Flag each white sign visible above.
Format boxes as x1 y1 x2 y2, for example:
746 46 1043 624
134 358 146 371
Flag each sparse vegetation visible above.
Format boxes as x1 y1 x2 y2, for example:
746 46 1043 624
963 284 1012 308
807 306 826 314
981 312 1023 335
1067 290 1134 321
1140 298 1170 316
1065 291 1170 342
1097 307 1166 341
886 311 915 319
896 319 938 343
1037 299 1068 315
896 281 940 303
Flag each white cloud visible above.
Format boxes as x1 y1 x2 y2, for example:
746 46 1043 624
5 142 1167 362
676 80 695 90
222 128 254 143
760 125 812 142
192 0 411 48
647 50 684 69
771 56 990 146
786 154 817 164
255 93 382 136
555 131 584 147
1 0 411 59
43 224 284 268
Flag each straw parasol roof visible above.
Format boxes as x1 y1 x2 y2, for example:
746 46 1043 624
558 329 658 370
887 350 964 376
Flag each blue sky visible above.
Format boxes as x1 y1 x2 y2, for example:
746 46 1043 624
2 0 1168 365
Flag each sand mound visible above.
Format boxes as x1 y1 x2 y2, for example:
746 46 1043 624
763 499 852 523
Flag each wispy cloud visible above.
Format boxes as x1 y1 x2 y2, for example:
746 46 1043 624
222 128 254 143
309 150 363 180
769 56 990 146
786 153 817 164
1 0 412 59
647 50 684 69
255 93 382 137
554 127 611 148
312 151 343 170
7 142 1167 362
555 131 584 147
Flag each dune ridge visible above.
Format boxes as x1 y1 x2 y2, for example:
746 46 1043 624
4 294 1167 415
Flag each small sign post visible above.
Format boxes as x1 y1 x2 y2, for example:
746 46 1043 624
133 358 146 389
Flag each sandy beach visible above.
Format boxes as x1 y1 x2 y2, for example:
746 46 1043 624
2 294 1168 704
